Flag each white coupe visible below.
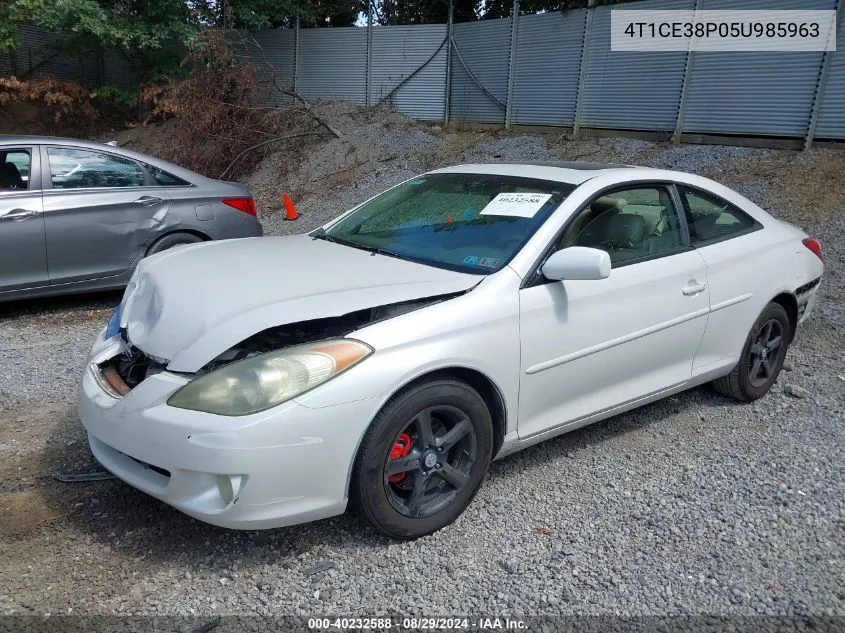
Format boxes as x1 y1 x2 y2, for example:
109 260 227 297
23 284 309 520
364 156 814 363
79 162 824 538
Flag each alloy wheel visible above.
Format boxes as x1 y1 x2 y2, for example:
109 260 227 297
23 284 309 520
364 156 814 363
748 318 784 388
383 405 478 519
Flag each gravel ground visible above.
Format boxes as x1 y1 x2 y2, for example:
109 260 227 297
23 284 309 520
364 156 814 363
0 109 843 620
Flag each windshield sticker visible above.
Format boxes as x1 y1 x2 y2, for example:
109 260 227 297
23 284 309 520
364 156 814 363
479 192 552 218
464 255 500 268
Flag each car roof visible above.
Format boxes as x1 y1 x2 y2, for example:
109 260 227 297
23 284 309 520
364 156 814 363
0 135 122 149
430 161 653 185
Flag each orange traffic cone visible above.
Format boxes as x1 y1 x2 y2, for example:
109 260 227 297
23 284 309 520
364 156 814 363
282 192 299 221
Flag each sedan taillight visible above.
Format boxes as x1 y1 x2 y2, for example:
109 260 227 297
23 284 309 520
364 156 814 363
802 238 823 262
222 197 257 217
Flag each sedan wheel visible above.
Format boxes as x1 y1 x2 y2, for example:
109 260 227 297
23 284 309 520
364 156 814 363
713 302 791 402
384 405 478 519
145 232 204 256
350 379 493 539
747 318 784 389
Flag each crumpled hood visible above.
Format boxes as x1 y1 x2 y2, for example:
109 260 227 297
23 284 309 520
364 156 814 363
120 234 481 372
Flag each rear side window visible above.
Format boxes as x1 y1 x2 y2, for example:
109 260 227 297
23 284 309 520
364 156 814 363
0 149 31 192
679 186 759 244
144 163 191 187
47 147 145 189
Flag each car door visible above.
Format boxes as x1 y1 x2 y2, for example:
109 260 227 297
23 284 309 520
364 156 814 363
0 145 48 293
676 184 768 372
517 184 710 439
40 145 171 285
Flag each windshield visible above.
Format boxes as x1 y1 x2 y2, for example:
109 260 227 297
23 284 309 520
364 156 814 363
323 173 575 274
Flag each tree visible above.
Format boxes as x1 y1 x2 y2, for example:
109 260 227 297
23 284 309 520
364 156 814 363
0 1 32 51
376 0 478 25
187 0 363 29
305 0 367 27
1 0 196 81
481 0 598 20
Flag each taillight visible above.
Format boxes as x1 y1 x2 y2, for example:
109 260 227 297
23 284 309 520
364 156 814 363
222 197 257 217
802 238 823 262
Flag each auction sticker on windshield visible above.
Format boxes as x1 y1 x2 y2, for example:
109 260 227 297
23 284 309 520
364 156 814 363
479 192 552 218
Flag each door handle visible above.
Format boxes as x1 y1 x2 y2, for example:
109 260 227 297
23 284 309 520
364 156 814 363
0 208 38 221
133 196 164 206
682 282 708 296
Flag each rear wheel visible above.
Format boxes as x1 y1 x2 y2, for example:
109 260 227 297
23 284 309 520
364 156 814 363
145 232 204 256
713 302 791 402
350 379 493 539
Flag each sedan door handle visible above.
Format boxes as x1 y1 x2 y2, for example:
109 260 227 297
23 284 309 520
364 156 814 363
0 208 38 221
682 282 708 296
133 196 164 206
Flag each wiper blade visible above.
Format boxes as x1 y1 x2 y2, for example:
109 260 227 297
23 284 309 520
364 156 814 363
313 231 379 253
362 245 425 265
313 232 422 264
313 231 353 247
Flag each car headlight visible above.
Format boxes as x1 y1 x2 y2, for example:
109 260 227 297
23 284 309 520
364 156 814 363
167 339 373 416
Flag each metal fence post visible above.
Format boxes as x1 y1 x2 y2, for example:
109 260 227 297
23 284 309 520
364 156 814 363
572 0 595 139
673 0 702 146
504 0 520 130
294 16 300 94
673 49 696 145
804 0 839 150
366 0 373 108
444 0 454 126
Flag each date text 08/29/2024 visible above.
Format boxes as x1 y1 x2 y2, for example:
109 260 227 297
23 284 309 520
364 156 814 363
307 617 527 630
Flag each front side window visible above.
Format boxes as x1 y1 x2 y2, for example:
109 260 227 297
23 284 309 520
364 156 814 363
322 173 575 274
47 147 145 189
560 186 685 266
0 149 31 192
679 186 758 243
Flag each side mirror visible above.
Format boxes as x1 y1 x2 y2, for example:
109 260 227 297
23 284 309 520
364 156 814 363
541 247 611 281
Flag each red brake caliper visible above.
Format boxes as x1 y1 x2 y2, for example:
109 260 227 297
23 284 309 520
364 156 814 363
387 432 413 483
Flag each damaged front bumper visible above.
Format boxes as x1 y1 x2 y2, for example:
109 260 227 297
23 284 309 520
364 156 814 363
78 329 380 529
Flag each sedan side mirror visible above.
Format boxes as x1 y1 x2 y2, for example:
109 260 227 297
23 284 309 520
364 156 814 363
541 247 611 281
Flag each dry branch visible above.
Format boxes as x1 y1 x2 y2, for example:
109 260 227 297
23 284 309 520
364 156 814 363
218 131 327 180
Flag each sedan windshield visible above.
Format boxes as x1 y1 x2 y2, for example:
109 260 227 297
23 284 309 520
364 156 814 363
322 173 575 274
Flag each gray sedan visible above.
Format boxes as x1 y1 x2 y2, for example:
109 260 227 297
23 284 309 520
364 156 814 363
0 136 263 302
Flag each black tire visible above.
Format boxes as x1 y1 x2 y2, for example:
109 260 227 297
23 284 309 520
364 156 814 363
145 232 204 256
350 379 494 539
713 302 791 402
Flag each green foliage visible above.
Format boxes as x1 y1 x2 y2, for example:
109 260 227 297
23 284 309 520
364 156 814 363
90 84 138 109
4 0 193 51
377 0 478 25
1 0 196 80
0 1 29 51
0 0 639 83
185 0 362 29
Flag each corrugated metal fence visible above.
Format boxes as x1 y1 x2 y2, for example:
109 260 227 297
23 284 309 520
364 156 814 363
228 0 845 144
0 25 137 91
3 0 844 144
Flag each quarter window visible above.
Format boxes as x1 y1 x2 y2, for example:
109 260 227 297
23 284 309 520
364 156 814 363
559 186 685 266
679 186 758 243
47 147 145 189
144 163 191 187
0 149 31 192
